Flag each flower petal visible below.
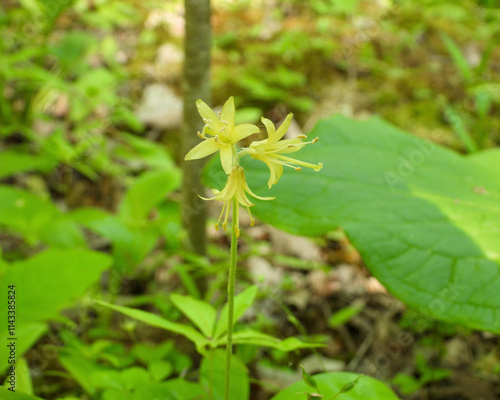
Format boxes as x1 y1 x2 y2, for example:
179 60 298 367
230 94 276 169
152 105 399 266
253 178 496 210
220 144 234 174
261 117 276 141
243 179 275 201
196 99 222 131
185 138 220 160
272 113 293 143
272 161 284 185
232 123 260 142
221 96 235 133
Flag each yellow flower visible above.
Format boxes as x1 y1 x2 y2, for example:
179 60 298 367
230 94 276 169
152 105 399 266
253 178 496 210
245 113 323 188
202 166 274 236
184 97 260 174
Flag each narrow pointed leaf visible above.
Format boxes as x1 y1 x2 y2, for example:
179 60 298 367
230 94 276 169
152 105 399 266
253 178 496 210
97 301 208 348
170 294 217 338
214 285 258 338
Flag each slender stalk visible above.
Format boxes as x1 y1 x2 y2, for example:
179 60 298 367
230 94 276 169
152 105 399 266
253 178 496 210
224 198 238 400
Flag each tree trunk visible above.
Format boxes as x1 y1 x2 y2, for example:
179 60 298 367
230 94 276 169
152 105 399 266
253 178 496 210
182 0 211 256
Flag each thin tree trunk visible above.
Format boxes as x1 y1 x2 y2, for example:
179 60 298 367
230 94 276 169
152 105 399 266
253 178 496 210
182 0 211 256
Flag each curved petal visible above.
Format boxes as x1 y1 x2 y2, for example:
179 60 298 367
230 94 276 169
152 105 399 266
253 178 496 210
185 138 220 160
243 180 275 201
221 96 235 133
258 156 277 188
219 144 234 174
232 124 260 142
273 113 293 143
271 161 284 185
196 99 222 131
261 117 276 141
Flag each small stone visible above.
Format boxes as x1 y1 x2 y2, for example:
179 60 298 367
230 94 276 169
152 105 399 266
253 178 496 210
136 84 182 129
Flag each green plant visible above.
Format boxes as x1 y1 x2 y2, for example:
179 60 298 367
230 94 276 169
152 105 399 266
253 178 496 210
440 33 499 151
206 114 500 333
271 372 399 400
391 353 451 395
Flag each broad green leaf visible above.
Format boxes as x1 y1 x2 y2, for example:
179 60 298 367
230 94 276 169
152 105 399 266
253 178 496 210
120 367 152 391
114 133 177 170
170 294 217 338
97 301 208 350
200 349 249 400
271 372 400 400
0 249 109 373
59 353 111 395
70 207 159 273
222 330 323 351
13 358 33 395
214 285 258 338
205 115 500 332
0 388 44 400
0 323 46 375
0 150 54 179
119 170 180 221
160 379 205 400
391 374 421 395
0 249 110 324
0 186 85 247
148 360 173 382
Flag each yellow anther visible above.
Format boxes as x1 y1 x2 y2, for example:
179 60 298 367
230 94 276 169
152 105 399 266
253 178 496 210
297 134 307 139
295 167 301 171
312 137 319 143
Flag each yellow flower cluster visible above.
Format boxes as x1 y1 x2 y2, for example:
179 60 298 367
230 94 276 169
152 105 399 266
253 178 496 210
185 97 322 236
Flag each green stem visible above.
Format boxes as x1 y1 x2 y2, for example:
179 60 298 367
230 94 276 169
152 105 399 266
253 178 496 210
224 198 238 400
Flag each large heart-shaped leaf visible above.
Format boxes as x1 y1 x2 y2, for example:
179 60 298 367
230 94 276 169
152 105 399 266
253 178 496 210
205 115 500 332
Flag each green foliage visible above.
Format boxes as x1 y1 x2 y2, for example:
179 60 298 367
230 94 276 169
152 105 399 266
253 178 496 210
205 115 500 333
0 0 143 180
57 334 201 400
200 350 249 400
0 186 85 247
328 302 364 328
0 388 44 400
0 249 111 374
271 372 400 400
71 167 181 273
392 354 451 395
440 33 499 151
99 285 321 354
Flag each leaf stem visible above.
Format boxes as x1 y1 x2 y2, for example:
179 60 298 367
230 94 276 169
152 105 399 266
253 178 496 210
224 198 238 400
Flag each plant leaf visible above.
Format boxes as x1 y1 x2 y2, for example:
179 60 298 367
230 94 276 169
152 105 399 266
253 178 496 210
271 372 400 400
205 115 500 332
214 285 258 338
97 301 208 349
170 294 217 338
200 349 249 400
119 169 180 221
221 329 323 351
